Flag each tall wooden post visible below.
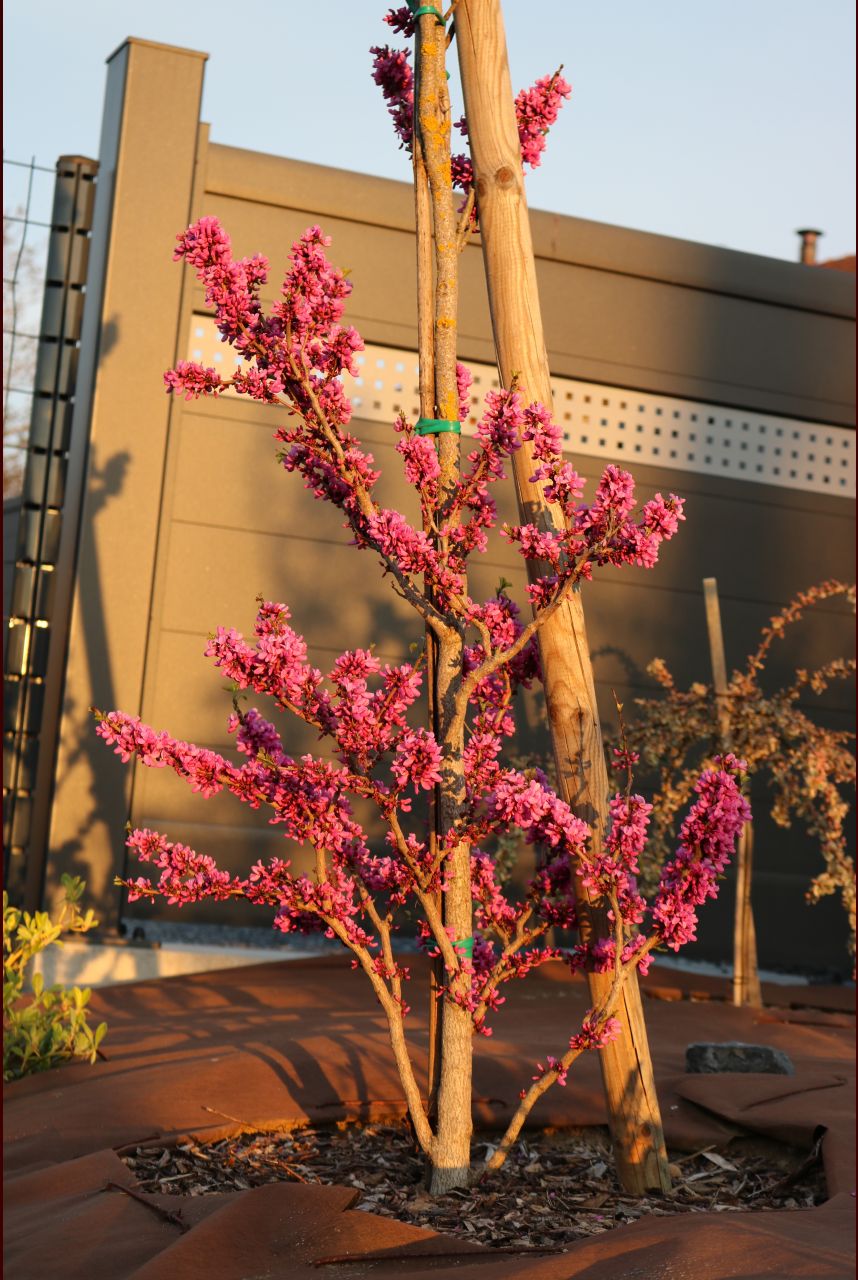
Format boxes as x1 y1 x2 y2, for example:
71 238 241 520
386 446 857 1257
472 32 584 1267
702 578 762 1008
411 18 444 1127
454 0 671 1194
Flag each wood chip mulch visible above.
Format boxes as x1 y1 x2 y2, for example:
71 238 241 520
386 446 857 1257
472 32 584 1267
121 1122 827 1252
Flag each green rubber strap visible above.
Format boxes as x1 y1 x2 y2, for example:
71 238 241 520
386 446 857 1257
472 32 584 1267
457 936 474 960
408 3 446 23
415 418 461 436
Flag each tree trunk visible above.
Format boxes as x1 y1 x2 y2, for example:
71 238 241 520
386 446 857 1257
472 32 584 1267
429 622 473 1195
415 8 474 1191
454 0 671 1194
411 32 444 1129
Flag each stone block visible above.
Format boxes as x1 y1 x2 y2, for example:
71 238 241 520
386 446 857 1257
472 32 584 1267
685 1041 795 1075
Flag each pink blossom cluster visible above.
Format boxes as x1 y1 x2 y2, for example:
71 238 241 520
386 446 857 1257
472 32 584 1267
531 1054 570 1088
652 755 751 950
457 362 474 423
461 767 591 936
391 727 444 793
418 906 562 1036
463 594 542 769
164 361 225 401
487 769 591 855
173 217 268 357
514 73 573 169
503 416 686 600
578 792 651 927
383 6 415 37
169 218 363 428
95 706 373 863
611 745 641 774
206 608 447 803
570 1014 622 1052
369 42 413 150
124 828 240 906
226 707 288 764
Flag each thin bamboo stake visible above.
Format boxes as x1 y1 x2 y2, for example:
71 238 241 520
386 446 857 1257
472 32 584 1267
454 0 671 1194
702 578 762 1008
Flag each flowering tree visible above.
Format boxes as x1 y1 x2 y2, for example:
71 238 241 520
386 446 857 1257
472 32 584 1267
624 581 856 964
95 7 749 1195
95 214 748 1189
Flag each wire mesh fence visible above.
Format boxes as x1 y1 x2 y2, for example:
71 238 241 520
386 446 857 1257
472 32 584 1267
3 157 55 500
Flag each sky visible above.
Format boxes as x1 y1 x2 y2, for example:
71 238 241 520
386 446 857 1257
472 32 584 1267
3 0 856 264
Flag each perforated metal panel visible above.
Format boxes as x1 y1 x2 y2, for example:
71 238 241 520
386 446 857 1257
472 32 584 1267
186 319 856 499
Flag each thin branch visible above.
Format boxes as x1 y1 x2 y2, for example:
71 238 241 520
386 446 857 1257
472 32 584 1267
456 188 476 251
477 936 659 1177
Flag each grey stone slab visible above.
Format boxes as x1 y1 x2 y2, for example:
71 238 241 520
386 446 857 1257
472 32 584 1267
686 1041 795 1075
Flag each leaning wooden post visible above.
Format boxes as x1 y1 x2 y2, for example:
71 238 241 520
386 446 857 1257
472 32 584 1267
454 0 671 1194
411 18 444 1125
702 578 762 1008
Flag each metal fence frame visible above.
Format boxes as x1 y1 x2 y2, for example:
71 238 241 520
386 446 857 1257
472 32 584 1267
3 156 55 496
3 155 98 906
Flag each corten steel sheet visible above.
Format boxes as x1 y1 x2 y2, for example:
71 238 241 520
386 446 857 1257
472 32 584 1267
4 957 854 1278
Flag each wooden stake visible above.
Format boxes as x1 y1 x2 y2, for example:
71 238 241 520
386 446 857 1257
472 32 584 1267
412 47 444 1125
454 0 671 1194
702 578 762 1008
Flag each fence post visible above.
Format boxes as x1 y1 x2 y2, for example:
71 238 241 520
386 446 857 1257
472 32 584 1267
702 577 762 1007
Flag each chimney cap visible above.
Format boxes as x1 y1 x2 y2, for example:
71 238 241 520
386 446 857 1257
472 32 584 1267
796 228 824 265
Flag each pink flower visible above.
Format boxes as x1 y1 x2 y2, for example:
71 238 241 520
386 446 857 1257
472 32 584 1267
570 1014 622 1053
652 756 750 950
164 362 224 401
370 44 414 150
476 388 525 454
397 432 441 491
515 73 572 170
456 363 474 422
391 728 443 792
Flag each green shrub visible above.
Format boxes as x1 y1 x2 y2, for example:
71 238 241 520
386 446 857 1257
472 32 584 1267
3 875 107 1082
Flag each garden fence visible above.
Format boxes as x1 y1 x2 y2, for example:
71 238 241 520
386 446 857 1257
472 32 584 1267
3 155 98 905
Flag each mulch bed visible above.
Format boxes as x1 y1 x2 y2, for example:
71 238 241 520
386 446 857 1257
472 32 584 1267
122 1122 827 1252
